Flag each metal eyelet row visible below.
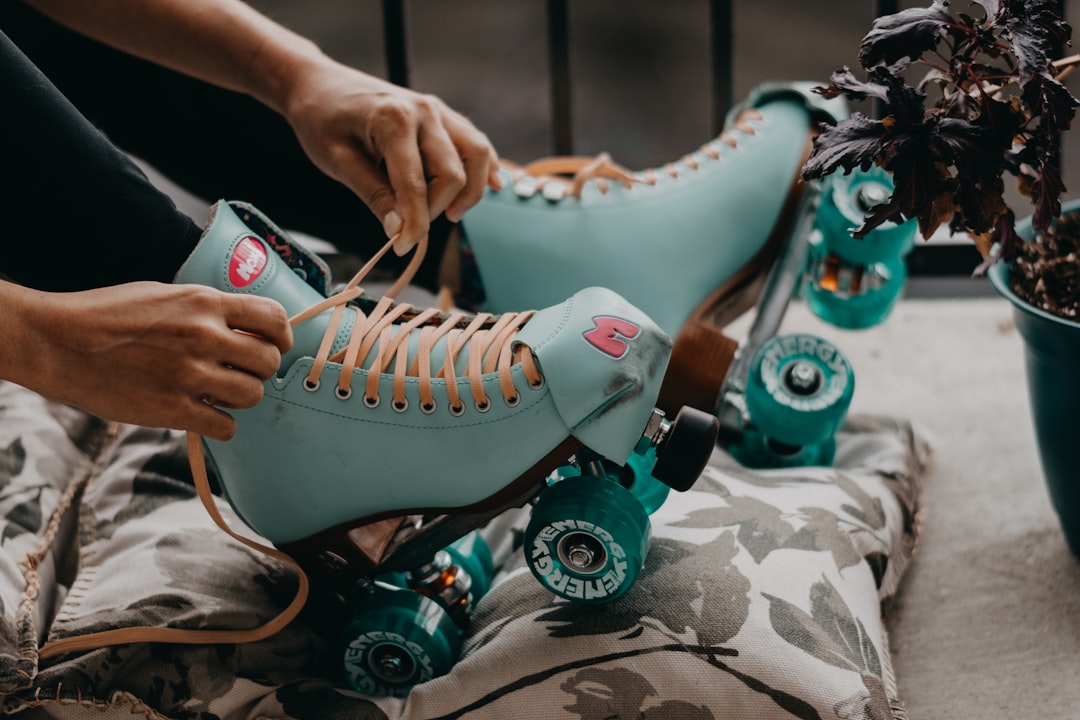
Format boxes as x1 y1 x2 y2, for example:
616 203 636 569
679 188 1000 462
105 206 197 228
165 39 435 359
303 374 544 413
511 115 769 199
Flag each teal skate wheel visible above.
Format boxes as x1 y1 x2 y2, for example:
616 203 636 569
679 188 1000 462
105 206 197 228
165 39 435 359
341 586 462 697
525 477 650 604
744 333 854 449
803 255 908 329
817 166 917 265
444 531 495 602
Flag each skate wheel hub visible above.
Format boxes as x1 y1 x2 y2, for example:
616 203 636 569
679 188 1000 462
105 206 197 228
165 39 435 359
783 360 823 396
369 643 417 683
525 478 650 603
856 182 889 211
559 531 608 574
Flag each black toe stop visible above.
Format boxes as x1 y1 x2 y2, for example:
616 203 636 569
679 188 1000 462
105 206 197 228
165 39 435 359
650 406 720 492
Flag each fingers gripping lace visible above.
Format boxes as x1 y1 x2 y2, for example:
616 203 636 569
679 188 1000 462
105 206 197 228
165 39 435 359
292 234 541 412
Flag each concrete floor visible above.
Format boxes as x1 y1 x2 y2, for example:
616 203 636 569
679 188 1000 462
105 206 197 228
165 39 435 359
160 2 1080 717
759 300 1080 720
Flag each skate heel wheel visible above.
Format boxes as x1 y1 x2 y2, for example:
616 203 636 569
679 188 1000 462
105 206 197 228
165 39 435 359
804 167 917 329
640 406 720 492
339 530 491 696
341 584 462 697
739 333 853 468
525 477 651 604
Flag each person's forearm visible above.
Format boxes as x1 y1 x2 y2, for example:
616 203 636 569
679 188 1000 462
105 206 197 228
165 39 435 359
21 0 335 114
0 281 52 392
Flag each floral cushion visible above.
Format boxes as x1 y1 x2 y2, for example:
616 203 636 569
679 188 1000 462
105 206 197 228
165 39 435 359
0 380 926 719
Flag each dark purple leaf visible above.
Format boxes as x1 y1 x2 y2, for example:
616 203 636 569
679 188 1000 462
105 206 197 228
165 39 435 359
818 67 890 103
1022 76 1080 137
858 0 953 68
1001 0 1072 82
808 0 1080 250
802 114 888 180
1030 164 1067 232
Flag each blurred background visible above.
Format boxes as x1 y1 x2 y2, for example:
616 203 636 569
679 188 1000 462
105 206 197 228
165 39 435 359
242 0 1080 171
228 0 1080 292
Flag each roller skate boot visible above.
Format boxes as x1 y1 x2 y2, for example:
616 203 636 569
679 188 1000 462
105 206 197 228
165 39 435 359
458 83 918 469
176 201 719 693
459 82 849 417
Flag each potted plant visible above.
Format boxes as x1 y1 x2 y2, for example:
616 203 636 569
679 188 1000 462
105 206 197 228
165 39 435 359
801 0 1080 556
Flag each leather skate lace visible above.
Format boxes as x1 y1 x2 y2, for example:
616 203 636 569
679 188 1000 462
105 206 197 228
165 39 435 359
291 232 542 412
504 109 764 197
37 230 543 660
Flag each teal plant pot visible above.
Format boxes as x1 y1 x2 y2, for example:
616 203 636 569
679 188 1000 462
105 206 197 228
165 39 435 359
988 202 1080 557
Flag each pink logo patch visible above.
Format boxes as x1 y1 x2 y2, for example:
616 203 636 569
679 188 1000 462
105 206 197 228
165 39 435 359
228 236 267 288
583 316 640 359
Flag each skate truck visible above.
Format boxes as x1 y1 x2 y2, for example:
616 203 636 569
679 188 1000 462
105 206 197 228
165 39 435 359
459 82 919 473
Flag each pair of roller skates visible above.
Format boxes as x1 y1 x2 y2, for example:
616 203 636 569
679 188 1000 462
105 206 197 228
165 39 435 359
175 82 916 696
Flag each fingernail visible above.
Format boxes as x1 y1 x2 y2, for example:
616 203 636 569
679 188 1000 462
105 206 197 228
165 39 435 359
445 204 463 223
393 232 422 256
382 210 403 240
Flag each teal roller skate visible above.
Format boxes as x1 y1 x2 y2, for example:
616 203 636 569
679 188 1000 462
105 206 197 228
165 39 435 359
459 83 849 417
458 84 916 470
177 200 719 692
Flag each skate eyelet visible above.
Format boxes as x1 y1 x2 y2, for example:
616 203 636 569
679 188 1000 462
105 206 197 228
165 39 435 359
529 377 545 391
335 386 353 401
393 398 409 413
303 378 321 392
504 394 520 407
421 401 436 414
449 403 465 416
363 394 380 409
475 399 491 413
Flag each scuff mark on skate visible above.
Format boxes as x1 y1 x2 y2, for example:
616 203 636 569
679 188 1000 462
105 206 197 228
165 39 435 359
592 330 672 419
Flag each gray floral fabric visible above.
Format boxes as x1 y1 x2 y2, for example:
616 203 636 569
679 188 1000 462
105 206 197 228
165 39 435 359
0 381 927 720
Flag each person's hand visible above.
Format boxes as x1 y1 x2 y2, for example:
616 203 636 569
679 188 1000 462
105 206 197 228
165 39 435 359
280 59 502 254
13 282 292 441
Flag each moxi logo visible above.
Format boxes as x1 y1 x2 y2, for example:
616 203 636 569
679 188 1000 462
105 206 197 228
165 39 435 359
228 236 267 288
583 316 640 359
